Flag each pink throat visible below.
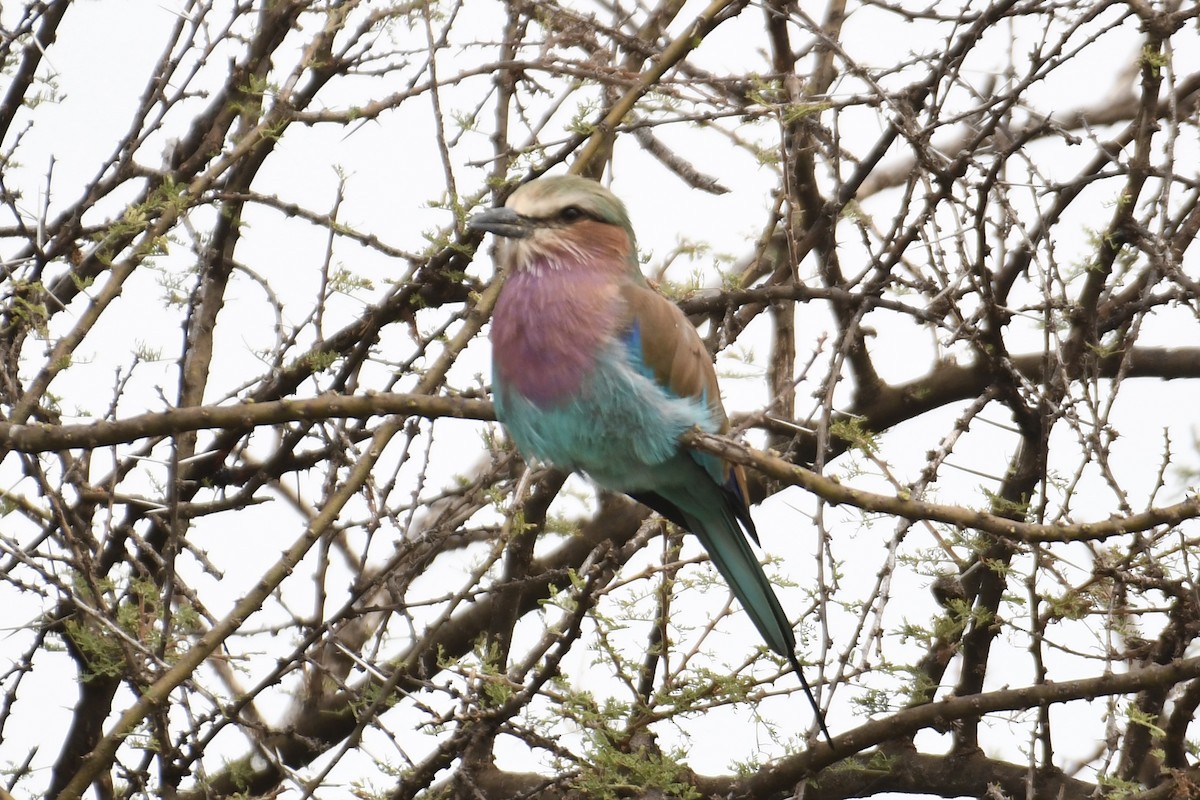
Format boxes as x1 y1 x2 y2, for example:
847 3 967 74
491 264 618 406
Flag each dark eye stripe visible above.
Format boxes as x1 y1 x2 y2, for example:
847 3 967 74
525 205 600 226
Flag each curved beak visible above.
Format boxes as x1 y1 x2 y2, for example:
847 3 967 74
466 207 532 239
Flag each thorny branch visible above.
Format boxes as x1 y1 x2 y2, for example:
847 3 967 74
0 0 1198 798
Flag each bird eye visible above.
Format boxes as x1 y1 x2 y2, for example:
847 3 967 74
559 206 585 222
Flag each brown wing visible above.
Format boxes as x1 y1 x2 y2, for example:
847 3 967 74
618 281 756 517
618 281 728 432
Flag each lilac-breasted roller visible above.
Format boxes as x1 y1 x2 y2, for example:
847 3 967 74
469 175 829 741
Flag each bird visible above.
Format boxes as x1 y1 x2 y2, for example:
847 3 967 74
468 174 830 744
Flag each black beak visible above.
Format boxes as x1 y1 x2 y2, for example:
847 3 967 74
466 207 531 239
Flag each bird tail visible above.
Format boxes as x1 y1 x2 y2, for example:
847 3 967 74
664 481 833 746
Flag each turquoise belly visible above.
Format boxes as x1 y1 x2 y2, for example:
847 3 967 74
494 344 715 492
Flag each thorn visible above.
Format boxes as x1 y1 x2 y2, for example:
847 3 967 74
942 460 1005 482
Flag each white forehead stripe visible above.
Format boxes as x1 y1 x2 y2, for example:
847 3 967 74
506 184 582 218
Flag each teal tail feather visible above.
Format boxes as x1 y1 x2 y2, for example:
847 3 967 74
652 473 833 747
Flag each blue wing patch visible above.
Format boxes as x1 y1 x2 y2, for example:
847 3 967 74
621 320 657 382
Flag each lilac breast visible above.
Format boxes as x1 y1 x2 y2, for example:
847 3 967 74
491 267 619 406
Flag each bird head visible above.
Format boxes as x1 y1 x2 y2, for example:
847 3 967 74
467 176 640 276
